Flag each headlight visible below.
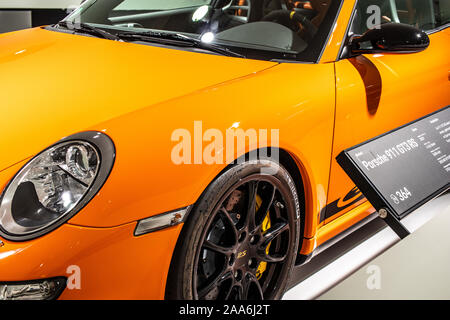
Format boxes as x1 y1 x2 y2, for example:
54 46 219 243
0 132 115 241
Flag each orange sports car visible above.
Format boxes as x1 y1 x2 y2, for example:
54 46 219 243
0 0 448 300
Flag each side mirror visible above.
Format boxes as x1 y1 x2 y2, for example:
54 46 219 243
350 23 430 55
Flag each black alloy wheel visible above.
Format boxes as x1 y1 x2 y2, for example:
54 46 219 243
166 159 301 300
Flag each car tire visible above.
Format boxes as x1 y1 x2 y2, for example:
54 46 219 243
166 159 301 300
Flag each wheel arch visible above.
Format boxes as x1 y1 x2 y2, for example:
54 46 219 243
165 147 310 298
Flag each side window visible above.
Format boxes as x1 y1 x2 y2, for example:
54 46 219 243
351 0 448 36
394 0 435 30
115 0 210 11
436 0 450 26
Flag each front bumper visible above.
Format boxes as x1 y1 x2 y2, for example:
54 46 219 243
0 221 182 299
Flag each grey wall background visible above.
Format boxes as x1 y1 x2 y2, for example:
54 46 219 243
0 10 31 33
0 1 81 9
0 0 81 33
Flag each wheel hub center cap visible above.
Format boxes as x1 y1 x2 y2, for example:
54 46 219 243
234 240 256 269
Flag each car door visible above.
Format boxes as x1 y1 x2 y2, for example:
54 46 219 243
323 0 450 224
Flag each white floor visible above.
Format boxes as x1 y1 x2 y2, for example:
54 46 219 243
283 192 450 300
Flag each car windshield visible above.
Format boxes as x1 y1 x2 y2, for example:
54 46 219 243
62 0 342 62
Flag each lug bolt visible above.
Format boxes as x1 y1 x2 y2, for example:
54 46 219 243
275 201 285 209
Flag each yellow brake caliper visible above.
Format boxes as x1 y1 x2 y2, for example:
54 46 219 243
255 196 271 279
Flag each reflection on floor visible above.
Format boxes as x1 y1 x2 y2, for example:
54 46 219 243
283 192 450 300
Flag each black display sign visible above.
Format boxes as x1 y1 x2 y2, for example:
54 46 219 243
337 106 450 238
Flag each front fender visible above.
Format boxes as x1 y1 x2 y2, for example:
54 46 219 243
67 62 335 233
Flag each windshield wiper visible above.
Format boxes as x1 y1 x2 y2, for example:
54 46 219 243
55 21 122 41
115 31 245 58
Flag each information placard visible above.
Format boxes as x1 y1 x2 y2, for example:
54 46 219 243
337 106 450 237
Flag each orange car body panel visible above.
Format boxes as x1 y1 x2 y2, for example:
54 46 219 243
0 27 337 234
324 29 450 225
0 0 448 299
0 27 277 172
319 0 356 63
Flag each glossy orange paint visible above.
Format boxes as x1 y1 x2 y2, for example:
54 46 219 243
325 29 450 226
319 0 356 63
0 27 277 172
1 159 181 300
0 0 448 299
0 27 336 299
0 221 183 300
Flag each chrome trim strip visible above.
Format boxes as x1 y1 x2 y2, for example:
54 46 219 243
427 23 450 35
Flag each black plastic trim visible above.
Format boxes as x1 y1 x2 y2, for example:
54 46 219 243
295 211 378 266
46 0 344 64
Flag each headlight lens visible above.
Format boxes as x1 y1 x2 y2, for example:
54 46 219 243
0 132 115 240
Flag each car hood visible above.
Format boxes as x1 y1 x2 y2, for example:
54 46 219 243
0 27 276 171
